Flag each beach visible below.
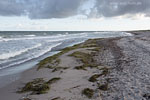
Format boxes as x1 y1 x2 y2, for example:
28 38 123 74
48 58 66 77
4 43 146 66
0 31 150 100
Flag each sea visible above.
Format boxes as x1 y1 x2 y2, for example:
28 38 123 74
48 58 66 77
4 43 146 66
0 31 132 78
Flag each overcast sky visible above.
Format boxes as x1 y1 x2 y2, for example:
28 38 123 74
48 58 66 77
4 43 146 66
0 0 150 31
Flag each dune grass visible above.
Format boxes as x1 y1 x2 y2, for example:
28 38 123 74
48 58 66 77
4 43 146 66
74 65 87 70
89 67 110 82
69 51 98 70
37 39 101 70
18 77 61 95
18 78 49 94
89 74 101 82
46 77 61 84
52 67 68 72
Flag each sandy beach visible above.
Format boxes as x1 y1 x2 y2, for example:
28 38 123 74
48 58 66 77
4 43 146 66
0 31 150 100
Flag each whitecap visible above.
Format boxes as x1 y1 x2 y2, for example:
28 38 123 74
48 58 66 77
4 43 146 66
65 32 69 35
34 42 62 58
0 43 42 60
24 34 36 37
0 42 62 69
0 34 68 42
0 36 3 42
124 32 133 36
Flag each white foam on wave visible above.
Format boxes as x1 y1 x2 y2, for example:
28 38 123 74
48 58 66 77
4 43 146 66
46 38 67 42
0 36 3 42
0 31 133 70
46 34 87 42
0 43 42 60
24 34 36 37
65 32 69 35
35 42 62 58
0 32 88 42
0 42 62 69
1 34 67 42
124 32 133 36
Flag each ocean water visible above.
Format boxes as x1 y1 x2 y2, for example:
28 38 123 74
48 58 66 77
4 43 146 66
0 31 132 72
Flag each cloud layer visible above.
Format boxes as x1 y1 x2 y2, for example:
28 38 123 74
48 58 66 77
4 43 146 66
0 0 150 19
93 0 150 17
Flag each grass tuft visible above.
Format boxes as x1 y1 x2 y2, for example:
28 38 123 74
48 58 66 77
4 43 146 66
37 44 82 70
69 51 98 69
98 83 108 91
82 88 94 99
51 97 61 100
18 78 50 94
74 66 86 70
99 67 109 76
47 77 61 84
52 67 68 72
89 74 101 82
18 77 61 95
37 38 101 70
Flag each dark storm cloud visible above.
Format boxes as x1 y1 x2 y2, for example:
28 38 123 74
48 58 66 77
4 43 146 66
0 0 85 19
26 0 86 19
0 0 150 19
92 0 150 17
0 0 25 16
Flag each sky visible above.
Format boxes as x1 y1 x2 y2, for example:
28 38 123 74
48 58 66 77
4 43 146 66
0 0 150 31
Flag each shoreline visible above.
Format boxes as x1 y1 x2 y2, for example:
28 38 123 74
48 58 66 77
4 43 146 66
1 31 150 100
0 31 130 88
